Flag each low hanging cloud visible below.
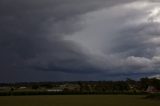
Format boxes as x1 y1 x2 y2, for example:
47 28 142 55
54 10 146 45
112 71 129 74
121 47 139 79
1 0 160 82
66 1 160 75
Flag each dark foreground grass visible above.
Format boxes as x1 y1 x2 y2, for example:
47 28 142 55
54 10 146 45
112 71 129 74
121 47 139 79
145 93 160 100
0 95 160 106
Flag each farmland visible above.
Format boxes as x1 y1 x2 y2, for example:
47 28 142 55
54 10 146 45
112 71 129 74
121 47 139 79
0 95 160 106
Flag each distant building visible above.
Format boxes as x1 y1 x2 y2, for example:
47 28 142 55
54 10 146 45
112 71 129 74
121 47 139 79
19 86 27 89
146 86 159 93
47 89 63 92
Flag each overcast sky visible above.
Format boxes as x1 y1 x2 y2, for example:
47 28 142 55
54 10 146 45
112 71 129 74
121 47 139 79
1 0 160 82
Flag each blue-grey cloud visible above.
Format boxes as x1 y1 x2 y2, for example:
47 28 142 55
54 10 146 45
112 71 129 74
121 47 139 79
1 0 160 82
66 1 160 75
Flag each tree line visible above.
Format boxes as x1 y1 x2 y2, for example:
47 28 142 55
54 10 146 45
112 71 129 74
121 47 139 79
0 77 160 96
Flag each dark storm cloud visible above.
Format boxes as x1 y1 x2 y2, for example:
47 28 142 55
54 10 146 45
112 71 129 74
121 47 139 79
1 0 160 82
0 0 98 72
1 0 126 82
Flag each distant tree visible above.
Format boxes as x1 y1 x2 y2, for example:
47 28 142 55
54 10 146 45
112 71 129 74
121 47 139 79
32 85 39 90
150 78 160 90
112 81 129 91
10 87 14 92
43 84 53 89
126 78 136 85
140 77 151 90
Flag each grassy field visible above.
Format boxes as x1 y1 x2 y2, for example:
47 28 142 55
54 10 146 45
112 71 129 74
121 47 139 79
0 95 160 106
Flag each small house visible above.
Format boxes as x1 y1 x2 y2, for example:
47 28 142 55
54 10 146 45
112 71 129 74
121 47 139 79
146 86 159 93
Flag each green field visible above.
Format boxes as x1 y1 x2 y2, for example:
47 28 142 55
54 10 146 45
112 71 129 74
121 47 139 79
0 95 160 106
